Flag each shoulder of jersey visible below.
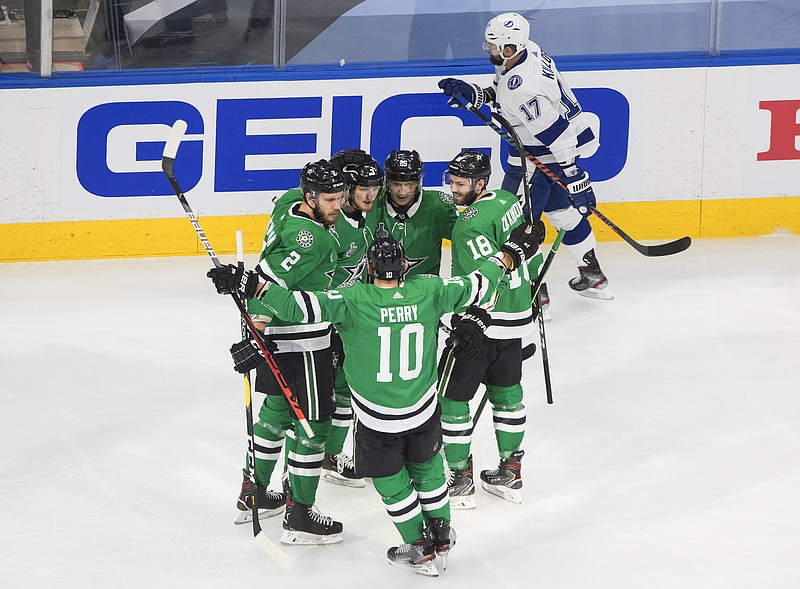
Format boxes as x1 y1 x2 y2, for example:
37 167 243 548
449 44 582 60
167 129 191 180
285 217 332 248
459 206 480 222
437 191 454 205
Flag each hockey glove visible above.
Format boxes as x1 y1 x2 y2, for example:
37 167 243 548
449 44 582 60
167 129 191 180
500 221 544 270
207 264 260 298
446 306 491 361
561 166 596 217
230 335 276 374
438 78 486 109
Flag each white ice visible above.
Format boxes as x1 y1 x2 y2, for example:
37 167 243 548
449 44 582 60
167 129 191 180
1 235 799 588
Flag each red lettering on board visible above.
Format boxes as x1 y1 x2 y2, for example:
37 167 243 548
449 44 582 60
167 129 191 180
757 100 800 161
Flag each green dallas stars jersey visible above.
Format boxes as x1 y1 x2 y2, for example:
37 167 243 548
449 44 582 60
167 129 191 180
267 188 303 235
374 189 458 278
451 189 543 340
256 262 507 433
247 201 338 352
267 188 379 288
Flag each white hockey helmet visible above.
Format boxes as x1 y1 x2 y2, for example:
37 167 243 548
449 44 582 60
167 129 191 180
484 12 529 61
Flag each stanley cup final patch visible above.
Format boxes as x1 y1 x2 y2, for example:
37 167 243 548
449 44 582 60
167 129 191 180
296 230 315 248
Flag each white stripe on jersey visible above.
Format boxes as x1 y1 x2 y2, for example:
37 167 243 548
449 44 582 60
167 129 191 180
350 383 438 434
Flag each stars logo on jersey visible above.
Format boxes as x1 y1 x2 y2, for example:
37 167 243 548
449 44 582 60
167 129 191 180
508 75 523 90
438 191 454 205
296 230 314 248
405 256 428 274
460 207 479 221
336 256 367 288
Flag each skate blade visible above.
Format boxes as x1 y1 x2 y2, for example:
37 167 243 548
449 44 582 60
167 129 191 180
323 472 367 488
541 307 552 322
574 286 614 300
438 553 448 570
480 481 522 504
280 530 343 545
449 494 476 510
388 559 439 577
233 506 285 525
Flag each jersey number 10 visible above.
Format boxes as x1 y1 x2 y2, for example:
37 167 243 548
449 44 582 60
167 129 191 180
376 323 424 382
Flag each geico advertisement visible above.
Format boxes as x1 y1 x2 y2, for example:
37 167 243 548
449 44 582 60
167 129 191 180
2 64 797 225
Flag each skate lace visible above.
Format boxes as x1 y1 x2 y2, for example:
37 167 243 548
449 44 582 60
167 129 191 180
335 453 356 473
309 505 334 526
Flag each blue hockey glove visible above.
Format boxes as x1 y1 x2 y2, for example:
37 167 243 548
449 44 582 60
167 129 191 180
562 167 596 217
438 78 486 109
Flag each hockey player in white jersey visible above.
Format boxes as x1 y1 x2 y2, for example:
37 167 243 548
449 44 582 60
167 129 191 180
438 12 612 301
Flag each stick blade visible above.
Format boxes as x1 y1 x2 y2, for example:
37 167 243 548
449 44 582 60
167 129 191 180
255 531 294 570
639 236 692 257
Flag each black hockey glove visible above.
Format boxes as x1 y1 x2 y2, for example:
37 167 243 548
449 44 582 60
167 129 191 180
500 221 545 270
230 335 276 374
446 306 491 361
438 78 486 109
207 264 259 298
561 166 596 217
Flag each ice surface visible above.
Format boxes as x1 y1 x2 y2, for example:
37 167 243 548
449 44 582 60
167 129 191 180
1 235 799 588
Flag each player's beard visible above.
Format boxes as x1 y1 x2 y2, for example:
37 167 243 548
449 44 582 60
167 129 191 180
312 203 337 226
489 54 504 66
454 188 479 206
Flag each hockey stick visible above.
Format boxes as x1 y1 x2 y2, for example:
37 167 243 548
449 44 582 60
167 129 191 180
160 119 314 440
470 227 566 419
492 109 556 405
237 231 293 570
532 228 565 405
455 97 692 257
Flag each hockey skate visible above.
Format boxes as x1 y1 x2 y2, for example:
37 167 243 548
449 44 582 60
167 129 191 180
479 450 524 504
568 249 614 300
428 517 457 570
447 456 476 510
234 469 286 525
322 453 366 488
387 528 438 577
280 498 343 545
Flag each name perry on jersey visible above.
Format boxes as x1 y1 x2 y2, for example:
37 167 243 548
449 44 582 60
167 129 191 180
380 304 419 324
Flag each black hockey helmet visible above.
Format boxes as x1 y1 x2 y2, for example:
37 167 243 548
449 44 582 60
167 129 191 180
384 149 424 182
368 235 406 281
300 159 346 201
448 149 491 182
330 149 384 195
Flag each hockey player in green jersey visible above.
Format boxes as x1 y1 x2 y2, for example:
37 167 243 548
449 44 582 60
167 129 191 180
374 149 458 278
218 160 346 545
209 226 542 576
438 149 544 509
322 149 385 488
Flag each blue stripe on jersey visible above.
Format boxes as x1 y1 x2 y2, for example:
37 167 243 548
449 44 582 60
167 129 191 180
510 143 552 159
535 115 570 148
576 127 596 149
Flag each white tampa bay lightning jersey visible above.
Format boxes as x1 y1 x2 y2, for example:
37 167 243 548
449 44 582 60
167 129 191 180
492 40 598 166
